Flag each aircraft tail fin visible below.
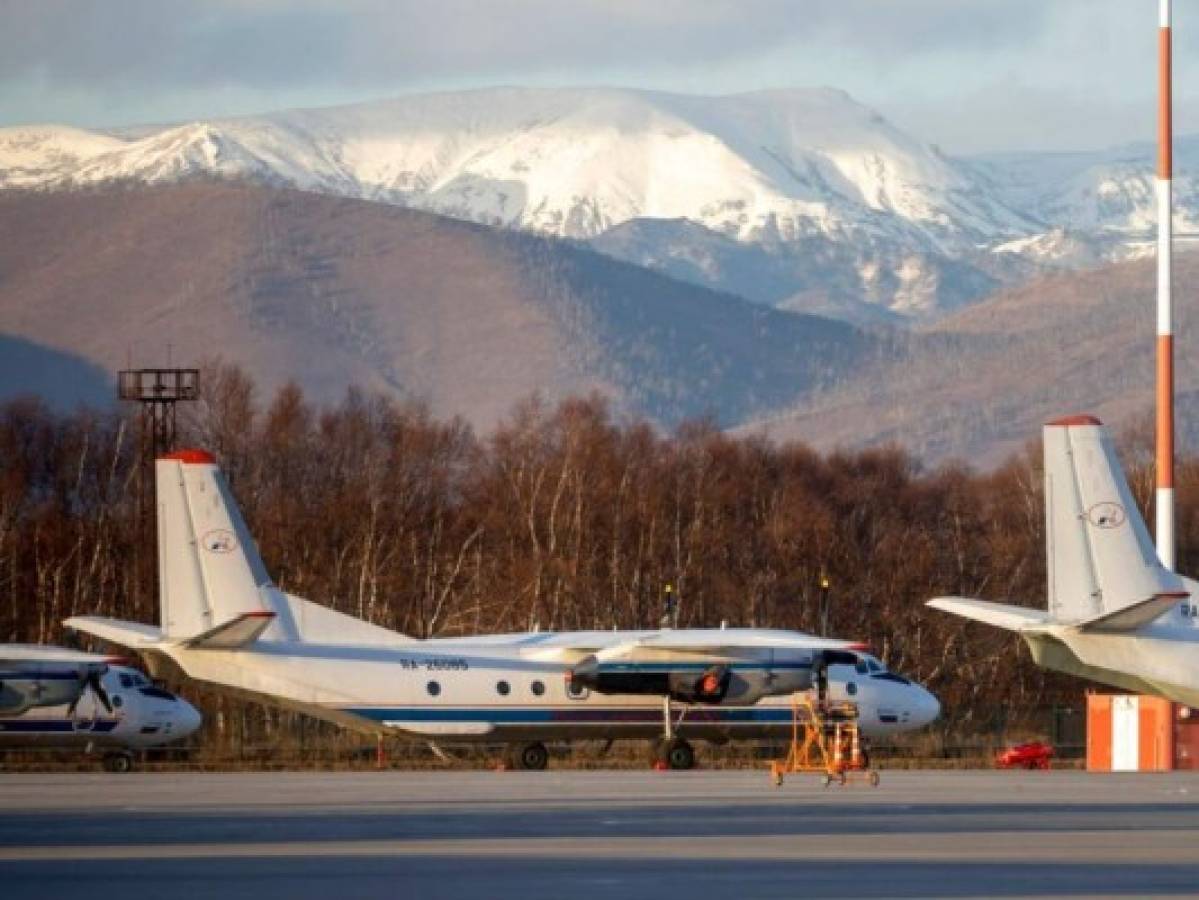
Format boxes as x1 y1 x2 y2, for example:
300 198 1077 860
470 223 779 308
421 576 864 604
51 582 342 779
1042 416 1186 630
156 450 296 642
155 450 413 647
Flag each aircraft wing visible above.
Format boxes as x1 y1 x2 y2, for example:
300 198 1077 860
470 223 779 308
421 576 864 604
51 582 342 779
523 630 863 662
0 645 117 666
927 597 1051 632
596 632 861 660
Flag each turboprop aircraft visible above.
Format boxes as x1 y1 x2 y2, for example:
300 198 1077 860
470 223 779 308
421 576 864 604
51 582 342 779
0 645 202 770
66 449 939 770
929 415 1199 706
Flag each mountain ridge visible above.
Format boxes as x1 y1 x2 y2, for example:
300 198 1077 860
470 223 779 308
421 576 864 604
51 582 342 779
0 86 1042 320
0 182 871 431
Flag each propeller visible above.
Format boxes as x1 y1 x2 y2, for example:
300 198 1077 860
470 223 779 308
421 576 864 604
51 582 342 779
67 665 113 716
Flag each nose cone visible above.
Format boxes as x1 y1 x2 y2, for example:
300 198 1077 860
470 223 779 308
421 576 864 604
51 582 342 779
914 686 941 727
176 700 202 739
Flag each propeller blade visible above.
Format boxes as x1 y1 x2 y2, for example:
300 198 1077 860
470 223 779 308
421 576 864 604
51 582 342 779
87 670 113 714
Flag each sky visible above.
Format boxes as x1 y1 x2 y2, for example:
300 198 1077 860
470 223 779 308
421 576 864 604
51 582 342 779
2 0 1198 155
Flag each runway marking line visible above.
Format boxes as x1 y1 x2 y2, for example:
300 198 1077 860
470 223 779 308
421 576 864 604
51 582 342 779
2 831 1196 864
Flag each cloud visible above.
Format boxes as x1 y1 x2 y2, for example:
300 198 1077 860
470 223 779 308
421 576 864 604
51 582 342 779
1 0 1056 91
0 0 1190 152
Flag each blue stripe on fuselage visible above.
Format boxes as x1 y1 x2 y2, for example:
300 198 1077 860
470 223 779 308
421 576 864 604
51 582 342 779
342 706 798 724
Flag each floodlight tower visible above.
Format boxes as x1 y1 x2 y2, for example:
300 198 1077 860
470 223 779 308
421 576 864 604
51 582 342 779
1157 0 1176 571
118 367 199 613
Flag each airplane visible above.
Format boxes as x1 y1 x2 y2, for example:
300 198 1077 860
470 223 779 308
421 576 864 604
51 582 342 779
65 448 939 770
929 414 1199 706
0 645 202 771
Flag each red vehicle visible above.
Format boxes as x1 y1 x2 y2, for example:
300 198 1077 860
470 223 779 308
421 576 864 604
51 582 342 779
996 741 1054 770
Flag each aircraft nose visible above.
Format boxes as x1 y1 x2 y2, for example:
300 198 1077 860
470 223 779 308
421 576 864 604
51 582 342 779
915 687 941 726
177 701 202 738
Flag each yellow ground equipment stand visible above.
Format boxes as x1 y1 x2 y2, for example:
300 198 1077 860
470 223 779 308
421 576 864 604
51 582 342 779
769 695 880 787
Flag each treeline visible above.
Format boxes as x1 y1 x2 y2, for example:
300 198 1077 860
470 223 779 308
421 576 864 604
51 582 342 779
3 363 1198 725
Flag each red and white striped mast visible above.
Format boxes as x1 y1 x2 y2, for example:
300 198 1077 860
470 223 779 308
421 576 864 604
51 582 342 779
1157 0 1176 570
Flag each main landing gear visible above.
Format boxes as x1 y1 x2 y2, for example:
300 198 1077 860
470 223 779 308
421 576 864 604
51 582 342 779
652 696 696 770
101 751 134 773
509 742 549 771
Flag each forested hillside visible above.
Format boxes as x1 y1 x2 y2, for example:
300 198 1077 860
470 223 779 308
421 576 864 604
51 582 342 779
9 364 1198 738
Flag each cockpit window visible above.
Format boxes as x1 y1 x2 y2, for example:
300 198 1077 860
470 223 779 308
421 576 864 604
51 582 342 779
867 659 882 673
119 673 134 689
854 660 869 674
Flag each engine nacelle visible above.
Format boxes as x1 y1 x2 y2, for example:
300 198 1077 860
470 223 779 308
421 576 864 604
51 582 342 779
567 657 733 704
566 648 861 705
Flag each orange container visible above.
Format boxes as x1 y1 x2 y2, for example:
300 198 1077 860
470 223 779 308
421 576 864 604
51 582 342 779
1086 693 1175 771
1086 693 1113 771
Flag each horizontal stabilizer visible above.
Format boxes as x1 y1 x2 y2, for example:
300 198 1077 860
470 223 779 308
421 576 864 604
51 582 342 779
926 597 1050 632
1076 592 1188 632
184 611 276 649
64 616 165 648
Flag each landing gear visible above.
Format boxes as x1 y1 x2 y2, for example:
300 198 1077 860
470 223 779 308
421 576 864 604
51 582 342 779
102 752 134 773
511 742 549 771
652 695 696 770
653 737 696 770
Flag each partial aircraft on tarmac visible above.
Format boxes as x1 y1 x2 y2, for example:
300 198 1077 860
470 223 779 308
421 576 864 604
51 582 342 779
0 645 202 770
66 449 939 770
930 415 1199 706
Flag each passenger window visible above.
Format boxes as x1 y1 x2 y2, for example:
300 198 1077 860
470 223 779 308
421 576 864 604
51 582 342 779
846 682 858 697
530 681 545 696
496 680 510 696
426 681 441 697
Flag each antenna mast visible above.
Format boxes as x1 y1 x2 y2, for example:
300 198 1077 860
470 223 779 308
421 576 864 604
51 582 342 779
1157 0 1176 570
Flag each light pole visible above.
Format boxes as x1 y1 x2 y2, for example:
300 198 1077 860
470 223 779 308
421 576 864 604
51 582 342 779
819 573 831 637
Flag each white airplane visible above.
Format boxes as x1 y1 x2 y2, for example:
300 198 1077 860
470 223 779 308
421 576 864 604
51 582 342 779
66 449 939 770
929 415 1199 706
0 645 202 771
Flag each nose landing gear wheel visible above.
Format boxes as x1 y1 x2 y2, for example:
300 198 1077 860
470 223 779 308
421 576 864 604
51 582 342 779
102 752 133 773
512 742 549 771
654 738 695 770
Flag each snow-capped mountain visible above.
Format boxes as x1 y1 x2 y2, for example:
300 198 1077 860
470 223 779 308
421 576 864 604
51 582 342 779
0 87 1191 321
0 87 1040 320
973 137 1199 239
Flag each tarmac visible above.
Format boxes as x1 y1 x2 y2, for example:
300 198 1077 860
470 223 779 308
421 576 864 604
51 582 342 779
1 769 1198 898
